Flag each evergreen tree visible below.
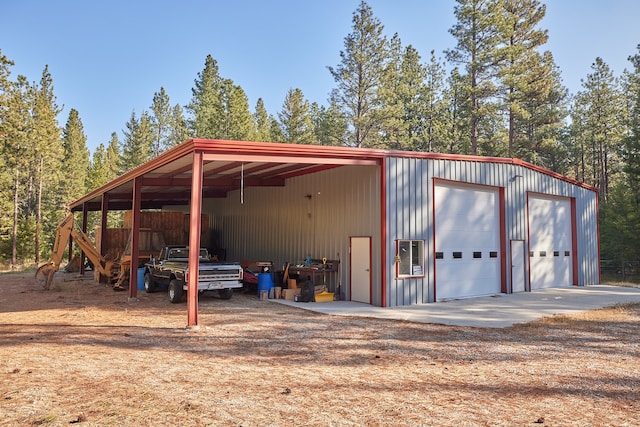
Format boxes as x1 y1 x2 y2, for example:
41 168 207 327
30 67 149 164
571 58 625 201
441 67 472 154
420 51 448 152
253 98 271 142
150 87 172 155
446 0 506 155
622 45 640 200
119 110 153 173
328 0 389 148
61 109 90 197
170 104 190 145
311 101 348 146
278 88 314 144
499 0 548 157
378 33 408 150
187 54 227 139
31 66 63 264
224 83 254 141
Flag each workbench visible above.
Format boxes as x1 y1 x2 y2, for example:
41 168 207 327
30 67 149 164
288 259 339 293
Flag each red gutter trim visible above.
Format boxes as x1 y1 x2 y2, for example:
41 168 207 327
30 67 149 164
571 198 579 286
380 157 387 307
499 187 507 293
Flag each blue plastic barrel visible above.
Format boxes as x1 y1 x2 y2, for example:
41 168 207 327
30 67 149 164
137 268 145 290
257 273 274 297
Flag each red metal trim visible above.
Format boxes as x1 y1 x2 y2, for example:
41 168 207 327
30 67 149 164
187 151 204 327
380 157 387 307
100 194 109 256
499 187 507 293
596 196 601 284
571 198 579 286
128 177 142 299
431 177 437 302
526 192 532 292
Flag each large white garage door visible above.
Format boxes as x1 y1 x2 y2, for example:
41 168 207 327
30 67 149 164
434 183 501 301
528 195 573 290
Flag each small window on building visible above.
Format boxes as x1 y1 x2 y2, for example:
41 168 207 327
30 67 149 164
565 251 570 257
397 240 425 278
553 251 559 257
530 251 534 257
540 251 547 257
490 251 498 258
473 252 482 259
453 252 463 259
435 252 444 259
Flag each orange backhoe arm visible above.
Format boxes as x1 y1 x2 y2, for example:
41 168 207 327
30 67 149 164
36 214 118 290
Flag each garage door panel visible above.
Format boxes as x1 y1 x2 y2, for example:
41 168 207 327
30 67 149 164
435 183 501 301
529 195 573 290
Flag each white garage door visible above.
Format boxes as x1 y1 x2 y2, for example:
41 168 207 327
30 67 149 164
434 183 501 301
528 195 573 290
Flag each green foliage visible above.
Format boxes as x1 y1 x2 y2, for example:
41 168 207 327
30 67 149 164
278 88 314 144
328 0 388 148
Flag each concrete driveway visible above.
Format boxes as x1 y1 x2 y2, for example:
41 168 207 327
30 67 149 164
274 284 640 328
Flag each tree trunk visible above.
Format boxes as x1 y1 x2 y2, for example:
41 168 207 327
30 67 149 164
12 169 19 270
35 156 43 266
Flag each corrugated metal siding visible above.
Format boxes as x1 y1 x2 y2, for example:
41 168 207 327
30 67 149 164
201 165 381 303
386 157 599 307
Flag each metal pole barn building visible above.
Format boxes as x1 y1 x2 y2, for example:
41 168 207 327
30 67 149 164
68 139 600 326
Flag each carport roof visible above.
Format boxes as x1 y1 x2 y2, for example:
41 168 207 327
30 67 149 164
69 139 385 212
69 139 596 212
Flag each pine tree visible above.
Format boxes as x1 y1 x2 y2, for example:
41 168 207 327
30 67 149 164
170 104 190 146
150 87 173 155
378 33 408 150
446 0 506 155
622 45 640 200
278 88 314 144
571 58 625 201
61 109 90 197
120 110 153 173
187 54 226 139
328 0 388 148
224 83 254 141
499 0 548 157
311 101 348 146
423 50 449 152
253 98 271 142
441 67 472 154
31 66 63 264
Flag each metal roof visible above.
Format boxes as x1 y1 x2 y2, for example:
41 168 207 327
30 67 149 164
69 138 596 212
69 139 384 212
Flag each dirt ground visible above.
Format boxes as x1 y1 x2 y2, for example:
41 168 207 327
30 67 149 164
1 272 639 426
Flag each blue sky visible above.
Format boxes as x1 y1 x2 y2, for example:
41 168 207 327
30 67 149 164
2 0 639 153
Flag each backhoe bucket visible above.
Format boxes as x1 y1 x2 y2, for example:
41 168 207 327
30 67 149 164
36 263 57 290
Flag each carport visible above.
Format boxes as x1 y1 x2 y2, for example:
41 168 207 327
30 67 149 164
68 139 385 326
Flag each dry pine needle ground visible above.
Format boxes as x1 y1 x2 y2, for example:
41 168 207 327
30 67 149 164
1 272 639 426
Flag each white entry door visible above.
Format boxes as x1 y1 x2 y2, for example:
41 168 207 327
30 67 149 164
350 236 371 303
511 240 526 292
528 195 573 290
434 182 501 300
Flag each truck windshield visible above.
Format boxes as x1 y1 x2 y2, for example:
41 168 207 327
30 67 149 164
168 248 209 260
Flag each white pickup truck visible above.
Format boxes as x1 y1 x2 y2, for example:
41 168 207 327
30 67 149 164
143 246 243 303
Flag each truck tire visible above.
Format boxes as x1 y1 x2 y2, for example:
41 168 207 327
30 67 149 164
144 272 156 293
218 288 233 300
168 279 184 304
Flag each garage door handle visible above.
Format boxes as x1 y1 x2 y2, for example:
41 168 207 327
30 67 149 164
365 269 370 272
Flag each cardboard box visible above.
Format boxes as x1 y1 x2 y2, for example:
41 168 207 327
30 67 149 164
282 288 301 300
287 279 297 289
